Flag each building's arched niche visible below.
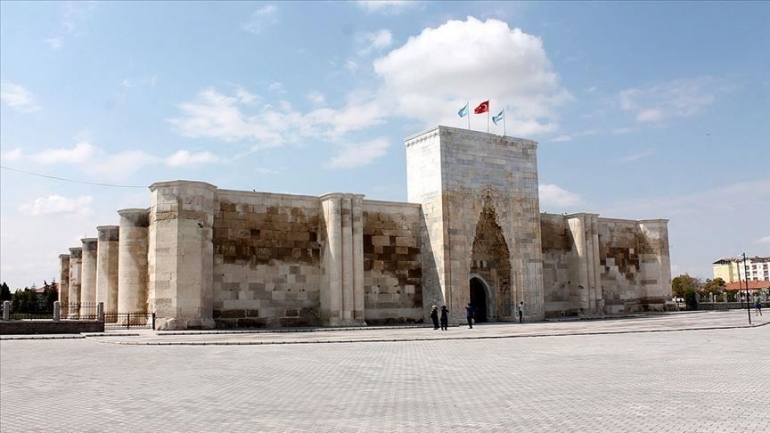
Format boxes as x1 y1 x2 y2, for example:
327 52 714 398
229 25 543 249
470 194 512 321
469 275 489 322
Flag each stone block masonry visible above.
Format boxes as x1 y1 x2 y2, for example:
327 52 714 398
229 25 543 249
55 125 670 329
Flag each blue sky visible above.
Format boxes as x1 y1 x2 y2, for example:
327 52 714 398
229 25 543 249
1 1 768 289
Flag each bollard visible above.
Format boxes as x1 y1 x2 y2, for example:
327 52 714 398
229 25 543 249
2 301 9 321
97 302 104 322
53 301 61 322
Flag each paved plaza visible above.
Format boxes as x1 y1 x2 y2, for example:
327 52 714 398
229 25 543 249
1 310 769 432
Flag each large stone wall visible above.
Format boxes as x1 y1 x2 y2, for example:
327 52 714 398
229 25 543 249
601 218 670 312
54 126 672 328
212 190 323 328
540 213 578 316
540 214 672 317
362 200 423 324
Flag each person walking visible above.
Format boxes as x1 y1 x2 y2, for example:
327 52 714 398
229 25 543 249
440 305 449 331
430 305 440 330
518 301 524 323
755 295 763 316
465 303 474 329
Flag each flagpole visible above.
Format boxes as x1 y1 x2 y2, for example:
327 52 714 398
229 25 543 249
487 101 490 133
467 101 470 130
503 113 506 137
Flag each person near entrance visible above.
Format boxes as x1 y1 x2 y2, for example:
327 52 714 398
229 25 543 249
518 301 524 323
430 305 440 330
465 303 474 329
440 305 449 331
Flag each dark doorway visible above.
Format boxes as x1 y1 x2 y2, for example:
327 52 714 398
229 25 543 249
469 278 488 322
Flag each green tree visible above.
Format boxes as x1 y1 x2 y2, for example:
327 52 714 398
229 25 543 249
11 287 40 313
0 282 11 302
671 274 702 298
41 281 58 312
702 278 726 294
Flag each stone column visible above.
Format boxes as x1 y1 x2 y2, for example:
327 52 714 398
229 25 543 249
567 214 590 312
118 209 149 316
80 238 98 305
352 195 365 323
148 181 216 330
58 254 70 308
341 196 354 323
96 225 120 315
68 247 82 317
588 214 603 314
320 194 343 326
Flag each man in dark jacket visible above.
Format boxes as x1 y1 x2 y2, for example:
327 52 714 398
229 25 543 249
465 303 474 329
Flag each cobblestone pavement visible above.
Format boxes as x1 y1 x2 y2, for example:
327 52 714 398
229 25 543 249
1 310 769 432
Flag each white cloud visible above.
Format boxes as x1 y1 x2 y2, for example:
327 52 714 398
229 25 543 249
62 1 98 34
357 1 420 14
268 82 285 93
539 184 583 208
758 236 770 244
307 91 325 106
550 135 572 142
602 180 770 218
235 86 259 104
326 138 391 169
30 142 97 164
44 37 62 50
19 195 93 216
41 2 98 53
617 148 656 163
169 17 568 161
373 17 571 135
168 88 288 144
88 150 160 181
165 150 220 167
548 129 599 143
168 87 386 146
619 77 720 123
345 59 359 73
0 81 41 113
0 148 23 162
5 142 161 180
357 29 393 55
242 5 278 34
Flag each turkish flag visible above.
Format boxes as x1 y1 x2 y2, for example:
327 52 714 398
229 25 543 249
474 101 489 114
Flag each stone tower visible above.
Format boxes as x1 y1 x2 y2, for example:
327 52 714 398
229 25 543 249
406 126 544 322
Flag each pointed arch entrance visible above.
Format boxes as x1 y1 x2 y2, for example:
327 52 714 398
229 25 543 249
470 193 512 321
469 276 489 322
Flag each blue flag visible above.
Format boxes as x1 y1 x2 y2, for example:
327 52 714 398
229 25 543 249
492 109 504 125
458 103 469 118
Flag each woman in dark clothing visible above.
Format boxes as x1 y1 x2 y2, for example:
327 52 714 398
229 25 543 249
430 305 440 330
440 305 449 331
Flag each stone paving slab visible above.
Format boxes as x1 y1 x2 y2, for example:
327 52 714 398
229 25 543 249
87 310 768 346
2 310 768 432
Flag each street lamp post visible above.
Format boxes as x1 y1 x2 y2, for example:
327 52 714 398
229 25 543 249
742 253 752 326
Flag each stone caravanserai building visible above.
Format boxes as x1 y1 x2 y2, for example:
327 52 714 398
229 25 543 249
57 126 671 330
